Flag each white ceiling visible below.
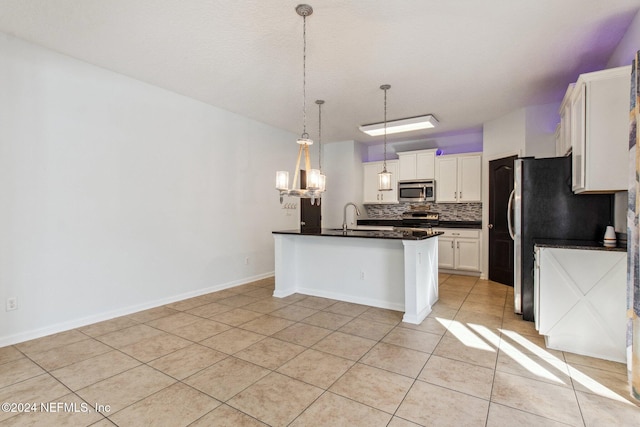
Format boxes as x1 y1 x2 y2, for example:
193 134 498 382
0 0 639 147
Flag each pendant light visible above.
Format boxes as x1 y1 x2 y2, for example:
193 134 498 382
378 84 392 191
275 4 325 206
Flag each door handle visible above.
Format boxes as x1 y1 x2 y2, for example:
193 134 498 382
487 224 494 229
507 189 516 240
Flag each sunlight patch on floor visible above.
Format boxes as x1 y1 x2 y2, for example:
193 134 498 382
434 315 632 405
470 323 566 385
500 328 633 405
435 317 494 352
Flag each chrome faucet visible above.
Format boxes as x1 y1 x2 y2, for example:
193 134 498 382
342 202 361 231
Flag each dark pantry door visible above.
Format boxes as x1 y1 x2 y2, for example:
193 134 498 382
488 155 517 285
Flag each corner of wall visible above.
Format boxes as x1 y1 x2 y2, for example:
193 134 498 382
606 8 640 68
524 102 561 158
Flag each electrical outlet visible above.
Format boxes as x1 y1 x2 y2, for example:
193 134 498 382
360 270 365 280
244 257 250 265
6 297 17 311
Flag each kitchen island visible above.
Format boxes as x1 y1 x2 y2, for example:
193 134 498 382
272 229 441 324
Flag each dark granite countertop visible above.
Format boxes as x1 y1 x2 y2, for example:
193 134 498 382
534 239 627 252
357 219 482 229
273 229 443 241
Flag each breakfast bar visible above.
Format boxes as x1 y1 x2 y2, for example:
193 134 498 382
272 229 441 324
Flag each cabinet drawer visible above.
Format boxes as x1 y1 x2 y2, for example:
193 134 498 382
434 228 480 239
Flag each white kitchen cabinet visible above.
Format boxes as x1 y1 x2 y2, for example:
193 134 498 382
570 82 586 191
434 228 481 272
456 238 481 271
435 156 458 203
398 149 436 181
554 124 561 157
535 246 626 362
534 246 541 331
435 153 482 203
437 237 455 269
570 66 630 193
458 155 482 202
556 84 574 157
363 160 399 204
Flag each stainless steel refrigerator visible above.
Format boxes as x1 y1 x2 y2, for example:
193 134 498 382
509 155 613 321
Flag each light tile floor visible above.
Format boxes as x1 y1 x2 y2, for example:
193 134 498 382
1 274 639 426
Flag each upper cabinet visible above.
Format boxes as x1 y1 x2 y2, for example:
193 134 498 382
398 149 436 181
363 160 399 204
435 153 482 203
556 84 574 157
569 66 630 193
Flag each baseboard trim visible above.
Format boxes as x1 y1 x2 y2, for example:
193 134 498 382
0 272 274 347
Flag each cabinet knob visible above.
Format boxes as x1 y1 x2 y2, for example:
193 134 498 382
300 221 306 226
487 224 494 229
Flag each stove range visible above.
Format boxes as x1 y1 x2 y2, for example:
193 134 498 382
399 211 439 229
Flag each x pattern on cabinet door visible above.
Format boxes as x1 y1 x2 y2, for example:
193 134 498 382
538 248 626 360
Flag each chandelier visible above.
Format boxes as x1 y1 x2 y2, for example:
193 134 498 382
275 4 325 205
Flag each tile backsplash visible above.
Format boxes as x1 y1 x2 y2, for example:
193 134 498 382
364 202 482 222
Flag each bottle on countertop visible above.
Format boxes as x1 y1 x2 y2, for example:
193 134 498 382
603 226 616 248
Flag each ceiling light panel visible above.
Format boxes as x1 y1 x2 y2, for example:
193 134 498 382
359 115 439 136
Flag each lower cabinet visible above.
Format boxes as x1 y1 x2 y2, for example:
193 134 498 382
535 246 626 362
435 228 481 272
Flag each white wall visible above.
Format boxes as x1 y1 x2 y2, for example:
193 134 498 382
607 9 640 68
321 141 365 228
481 103 558 162
365 129 484 162
607 8 639 233
482 109 526 160
365 143 399 163
525 102 561 158
0 33 298 346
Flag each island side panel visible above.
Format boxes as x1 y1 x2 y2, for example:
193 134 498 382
273 234 298 297
273 234 405 311
402 237 439 324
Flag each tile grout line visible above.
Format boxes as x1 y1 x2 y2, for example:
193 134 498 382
3 276 636 425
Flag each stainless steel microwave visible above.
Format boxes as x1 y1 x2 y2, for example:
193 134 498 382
398 180 436 202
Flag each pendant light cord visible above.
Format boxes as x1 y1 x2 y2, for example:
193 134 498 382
302 13 308 139
318 100 322 170
376 84 391 191
383 85 389 171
